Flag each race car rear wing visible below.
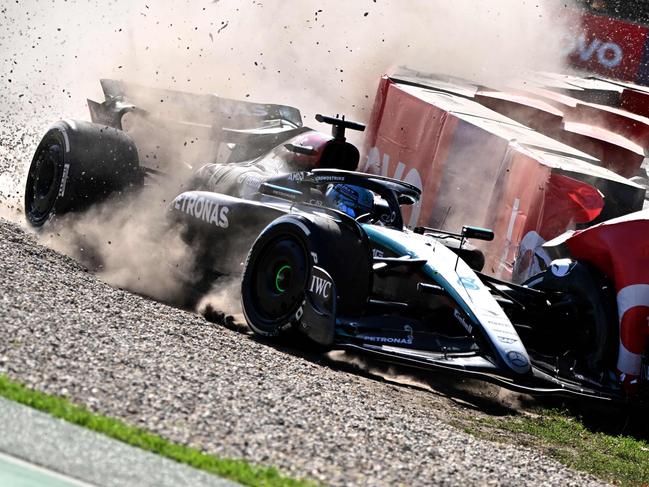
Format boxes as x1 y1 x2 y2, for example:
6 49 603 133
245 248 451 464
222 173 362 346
87 79 303 136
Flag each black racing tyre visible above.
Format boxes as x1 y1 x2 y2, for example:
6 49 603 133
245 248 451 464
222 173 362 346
24 120 142 227
241 215 372 337
524 261 618 372
242 224 310 336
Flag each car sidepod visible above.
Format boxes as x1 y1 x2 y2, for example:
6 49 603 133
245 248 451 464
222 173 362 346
362 225 532 377
169 190 288 273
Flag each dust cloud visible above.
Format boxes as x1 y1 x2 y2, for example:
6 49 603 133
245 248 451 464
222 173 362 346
1 0 578 306
197 277 245 323
39 185 198 304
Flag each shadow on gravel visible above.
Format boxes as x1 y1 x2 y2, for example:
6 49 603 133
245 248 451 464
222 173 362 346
220 323 649 441
326 348 649 441
530 394 649 441
243 333 530 417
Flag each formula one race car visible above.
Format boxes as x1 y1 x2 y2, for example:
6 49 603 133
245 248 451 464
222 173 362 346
24 80 648 402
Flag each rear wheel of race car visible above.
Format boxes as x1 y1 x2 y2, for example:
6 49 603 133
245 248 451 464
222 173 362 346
24 120 142 227
241 215 372 338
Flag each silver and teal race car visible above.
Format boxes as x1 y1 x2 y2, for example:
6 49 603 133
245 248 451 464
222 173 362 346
24 80 640 402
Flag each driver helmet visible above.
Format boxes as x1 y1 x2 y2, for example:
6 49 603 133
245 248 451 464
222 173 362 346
325 184 374 218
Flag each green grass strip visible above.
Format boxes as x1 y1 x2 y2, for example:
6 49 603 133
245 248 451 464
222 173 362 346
476 411 649 487
0 374 316 487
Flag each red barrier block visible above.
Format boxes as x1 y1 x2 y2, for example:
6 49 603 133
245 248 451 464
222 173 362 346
362 77 642 281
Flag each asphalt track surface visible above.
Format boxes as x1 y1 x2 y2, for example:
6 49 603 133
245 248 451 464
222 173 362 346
0 451 93 487
0 217 608 486
0 398 237 487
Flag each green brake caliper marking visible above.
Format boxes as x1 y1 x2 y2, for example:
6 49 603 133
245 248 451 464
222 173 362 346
275 265 292 293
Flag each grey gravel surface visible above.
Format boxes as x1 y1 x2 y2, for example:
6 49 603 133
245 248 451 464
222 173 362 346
0 397 239 487
0 218 607 486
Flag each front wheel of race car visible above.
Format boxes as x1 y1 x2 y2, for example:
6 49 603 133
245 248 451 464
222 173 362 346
241 215 373 339
524 261 618 373
24 120 142 227
241 222 310 337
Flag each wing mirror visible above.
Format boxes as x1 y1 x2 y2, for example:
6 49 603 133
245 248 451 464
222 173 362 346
397 194 417 205
284 143 317 156
462 225 494 241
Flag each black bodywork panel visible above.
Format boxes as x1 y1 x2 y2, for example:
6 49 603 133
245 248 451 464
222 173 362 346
89 78 303 131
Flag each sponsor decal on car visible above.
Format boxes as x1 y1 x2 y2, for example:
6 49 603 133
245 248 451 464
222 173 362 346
486 320 519 335
360 335 414 345
457 276 481 291
454 309 473 334
497 335 518 345
288 171 306 182
267 186 299 200
309 274 332 298
506 350 529 368
360 326 414 346
236 173 264 190
360 336 414 347
313 175 345 183
58 163 70 197
294 303 304 322
380 211 398 225
174 194 229 228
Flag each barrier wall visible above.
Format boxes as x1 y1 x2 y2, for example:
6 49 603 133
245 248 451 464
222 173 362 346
361 77 635 281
